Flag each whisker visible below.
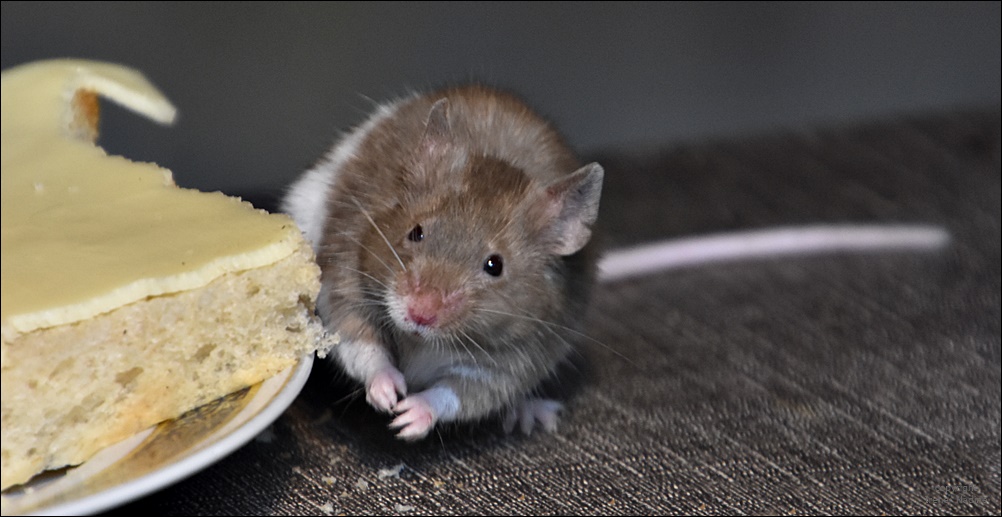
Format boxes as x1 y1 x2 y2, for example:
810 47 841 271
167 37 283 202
320 231 397 278
449 333 478 364
440 336 455 359
467 321 533 366
349 194 406 272
474 307 635 367
327 264 393 291
323 285 386 297
457 329 497 366
330 303 386 315
330 386 365 408
325 297 386 309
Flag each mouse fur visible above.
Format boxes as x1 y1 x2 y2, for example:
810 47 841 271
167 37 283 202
282 85 603 440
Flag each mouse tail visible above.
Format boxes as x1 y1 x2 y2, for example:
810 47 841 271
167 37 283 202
597 224 950 283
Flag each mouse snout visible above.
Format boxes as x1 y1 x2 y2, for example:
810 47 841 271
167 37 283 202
406 295 440 327
401 285 465 330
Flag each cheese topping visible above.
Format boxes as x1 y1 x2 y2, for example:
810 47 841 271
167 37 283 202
1 60 302 340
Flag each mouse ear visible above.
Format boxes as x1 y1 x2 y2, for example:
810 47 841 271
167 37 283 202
418 98 451 157
534 162 604 256
409 98 453 186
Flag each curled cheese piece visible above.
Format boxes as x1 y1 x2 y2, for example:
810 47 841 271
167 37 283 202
1 60 302 341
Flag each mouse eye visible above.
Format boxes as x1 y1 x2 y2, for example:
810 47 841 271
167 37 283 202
407 225 424 242
483 254 504 277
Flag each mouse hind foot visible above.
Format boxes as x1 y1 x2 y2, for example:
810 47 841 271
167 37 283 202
503 398 564 435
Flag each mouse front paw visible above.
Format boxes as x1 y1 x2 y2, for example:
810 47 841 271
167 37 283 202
390 393 437 441
366 367 407 414
503 398 563 435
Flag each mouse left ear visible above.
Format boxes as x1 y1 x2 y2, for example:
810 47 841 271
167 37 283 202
534 162 604 256
418 98 451 157
409 98 454 186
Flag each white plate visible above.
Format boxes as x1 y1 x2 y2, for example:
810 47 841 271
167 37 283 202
1 353 315 516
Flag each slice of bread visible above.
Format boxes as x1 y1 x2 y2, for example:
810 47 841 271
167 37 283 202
0 60 333 490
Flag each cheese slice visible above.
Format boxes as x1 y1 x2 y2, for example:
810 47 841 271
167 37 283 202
0 59 331 490
1 59 301 341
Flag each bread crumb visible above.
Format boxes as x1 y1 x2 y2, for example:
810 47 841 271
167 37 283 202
394 503 415 513
378 463 405 479
322 476 336 486
319 502 334 515
355 477 369 491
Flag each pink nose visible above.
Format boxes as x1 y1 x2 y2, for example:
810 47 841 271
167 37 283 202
406 291 441 328
406 308 438 327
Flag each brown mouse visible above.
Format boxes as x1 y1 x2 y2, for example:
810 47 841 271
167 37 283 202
282 85 603 440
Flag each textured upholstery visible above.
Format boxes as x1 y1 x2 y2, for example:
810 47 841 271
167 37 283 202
112 108 1000 515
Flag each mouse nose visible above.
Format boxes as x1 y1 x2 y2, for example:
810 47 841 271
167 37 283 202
406 308 438 327
406 293 441 328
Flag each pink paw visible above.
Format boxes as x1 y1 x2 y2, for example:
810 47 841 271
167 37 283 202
366 367 406 414
390 394 437 441
503 398 563 435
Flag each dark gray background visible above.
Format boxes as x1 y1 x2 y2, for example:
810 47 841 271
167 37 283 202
2 1 999 195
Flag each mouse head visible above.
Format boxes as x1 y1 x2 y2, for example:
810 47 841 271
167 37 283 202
362 98 603 344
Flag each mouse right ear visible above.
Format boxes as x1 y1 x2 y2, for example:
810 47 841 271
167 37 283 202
534 162 604 256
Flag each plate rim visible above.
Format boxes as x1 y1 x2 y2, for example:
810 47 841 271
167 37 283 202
21 352 315 516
